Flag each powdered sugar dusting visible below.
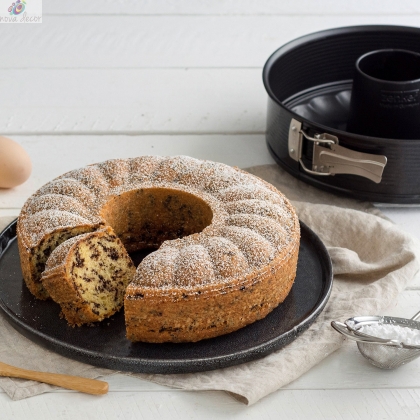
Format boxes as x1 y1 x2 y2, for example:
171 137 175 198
23 210 98 247
226 213 290 251
132 247 179 289
20 194 102 224
96 159 130 188
360 323 420 346
224 199 294 229
172 245 216 287
61 165 110 198
34 178 97 208
203 236 249 279
128 156 165 184
151 156 207 188
219 225 274 268
214 184 285 205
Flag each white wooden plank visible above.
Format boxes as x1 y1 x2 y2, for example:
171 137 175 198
0 69 265 134
45 0 420 16
406 270 420 289
1 388 420 420
379 207 420 241
0 209 19 217
0 134 274 208
1 15 420 69
379 207 420 288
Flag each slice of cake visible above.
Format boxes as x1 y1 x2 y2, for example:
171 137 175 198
41 227 135 326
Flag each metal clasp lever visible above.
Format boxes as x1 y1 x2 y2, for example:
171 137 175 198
288 118 387 184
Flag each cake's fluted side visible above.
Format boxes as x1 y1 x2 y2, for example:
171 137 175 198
124 236 300 343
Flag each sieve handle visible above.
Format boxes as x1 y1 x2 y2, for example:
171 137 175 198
411 311 420 321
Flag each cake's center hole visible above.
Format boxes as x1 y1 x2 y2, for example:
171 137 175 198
100 188 213 263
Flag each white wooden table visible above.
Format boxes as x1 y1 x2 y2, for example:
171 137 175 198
1 1 420 418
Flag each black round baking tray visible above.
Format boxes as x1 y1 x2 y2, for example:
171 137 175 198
263 25 420 204
0 219 332 374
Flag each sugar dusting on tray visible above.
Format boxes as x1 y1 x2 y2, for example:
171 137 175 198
360 323 420 346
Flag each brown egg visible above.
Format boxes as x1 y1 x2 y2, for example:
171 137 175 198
0 136 32 188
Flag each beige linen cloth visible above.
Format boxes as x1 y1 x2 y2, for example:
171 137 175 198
0 164 419 404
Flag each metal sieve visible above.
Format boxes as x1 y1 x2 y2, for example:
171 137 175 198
331 311 420 369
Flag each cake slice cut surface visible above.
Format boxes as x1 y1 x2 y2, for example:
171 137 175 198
41 227 135 326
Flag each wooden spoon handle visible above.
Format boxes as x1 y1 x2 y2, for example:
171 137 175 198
0 362 108 395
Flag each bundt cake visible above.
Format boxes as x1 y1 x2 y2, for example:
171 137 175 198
17 156 300 343
41 227 136 326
